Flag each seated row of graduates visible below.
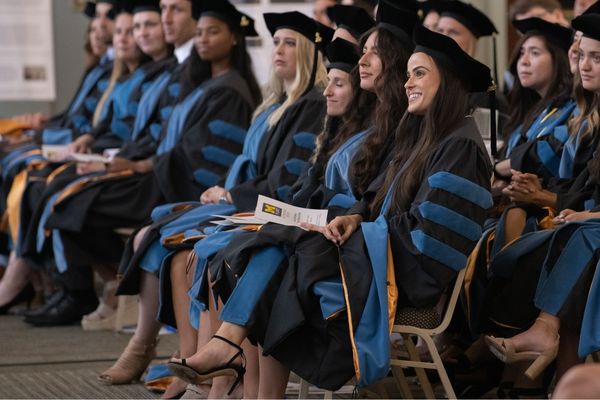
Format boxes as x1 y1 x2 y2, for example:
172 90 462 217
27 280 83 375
5 0 600 395
0 0 495 395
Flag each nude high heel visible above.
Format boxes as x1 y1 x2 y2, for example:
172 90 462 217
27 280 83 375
98 337 159 384
484 318 559 380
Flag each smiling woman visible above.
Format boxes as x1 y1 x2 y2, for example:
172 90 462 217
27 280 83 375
405 52 441 115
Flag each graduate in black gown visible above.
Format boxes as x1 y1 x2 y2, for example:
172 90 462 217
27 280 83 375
0 1 115 316
0 0 174 325
102 9 333 396
167 23 493 394
471 11 600 391
23 0 260 327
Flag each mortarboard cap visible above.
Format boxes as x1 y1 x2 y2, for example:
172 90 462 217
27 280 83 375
512 17 573 52
413 24 496 153
83 1 97 19
572 14 600 42
326 38 359 73
112 0 136 16
132 0 161 14
326 5 375 39
421 0 451 15
193 0 258 37
84 0 116 19
437 0 497 37
413 24 493 92
376 0 420 49
264 11 335 50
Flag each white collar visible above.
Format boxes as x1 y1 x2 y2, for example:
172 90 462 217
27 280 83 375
174 39 194 64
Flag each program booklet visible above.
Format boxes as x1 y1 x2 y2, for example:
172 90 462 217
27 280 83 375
254 195 328 227
41 144 113 163
210 195 328 228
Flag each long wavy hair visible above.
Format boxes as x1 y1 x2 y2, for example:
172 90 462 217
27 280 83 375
568 70 598 142
504 31 572 140
349 27 411 198
254 32 328 127
371 64 472 214
310 65 376 169
179 21 262 106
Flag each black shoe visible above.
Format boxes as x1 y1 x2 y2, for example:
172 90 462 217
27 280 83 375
0 284 35 315
19 289 66 318
23 294 98 327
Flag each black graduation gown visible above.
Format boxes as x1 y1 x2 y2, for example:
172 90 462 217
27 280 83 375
16 58 176 260
42 58 114 141
209 118 492 390
228 88 327 211
480 159 600 337
40 70 255 270
115 87 326 296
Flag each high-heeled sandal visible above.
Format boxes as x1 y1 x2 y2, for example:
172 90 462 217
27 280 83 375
98 337 159 384
484 321 559 381
167 335 246 396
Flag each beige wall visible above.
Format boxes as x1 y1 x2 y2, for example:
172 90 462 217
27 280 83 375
0 1 87 118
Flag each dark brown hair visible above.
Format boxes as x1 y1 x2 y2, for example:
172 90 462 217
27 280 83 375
503 31 573 141
349 27 411 198
371 65 472 214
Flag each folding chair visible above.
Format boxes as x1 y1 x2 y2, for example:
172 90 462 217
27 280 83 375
390 268 466 399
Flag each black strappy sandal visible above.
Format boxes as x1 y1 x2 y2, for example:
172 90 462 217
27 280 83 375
167 335 246 396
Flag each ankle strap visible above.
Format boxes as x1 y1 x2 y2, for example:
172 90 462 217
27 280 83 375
213 335 243 352
213 335 245 368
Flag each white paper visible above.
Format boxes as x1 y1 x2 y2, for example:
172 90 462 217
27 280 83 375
41 144 110 163
41 144 69 162
254 195 328 227
69 153 110 163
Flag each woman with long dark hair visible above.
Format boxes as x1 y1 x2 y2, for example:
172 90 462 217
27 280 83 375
494 18 575 182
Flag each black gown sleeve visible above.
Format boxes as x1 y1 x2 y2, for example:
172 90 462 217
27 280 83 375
387 137 492 308
153 87 254 202
228 95 326 211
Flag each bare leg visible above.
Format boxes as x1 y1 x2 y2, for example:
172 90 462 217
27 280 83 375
555 328 582 380
98 227 162 384
0 251 32 306
163 250 197 398
257 346 289 399
242 340 260 399
504 207 527 246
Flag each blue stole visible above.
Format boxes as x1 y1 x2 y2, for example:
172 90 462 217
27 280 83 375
107 68 149 141
505 100 576 157
156 86 205 155
325 130 368 208
353 175 398 387
224 104 280 190
131 71 172 141
34 172 105 271
558 115 585 179
42 63 110 145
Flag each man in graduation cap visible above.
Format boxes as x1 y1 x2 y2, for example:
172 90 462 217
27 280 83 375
435 0 497 58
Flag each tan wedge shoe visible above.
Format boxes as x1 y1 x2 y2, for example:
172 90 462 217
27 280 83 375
98 337 159 385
